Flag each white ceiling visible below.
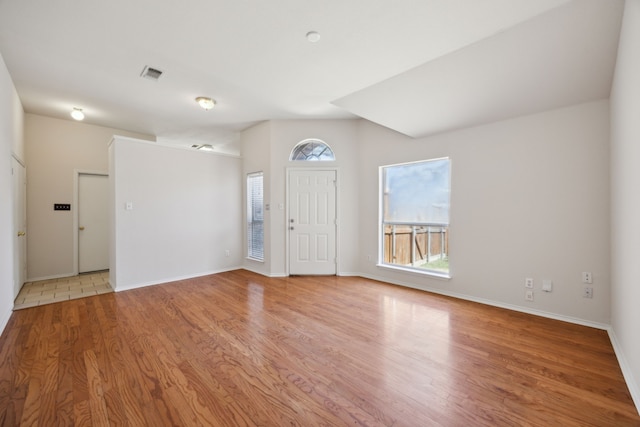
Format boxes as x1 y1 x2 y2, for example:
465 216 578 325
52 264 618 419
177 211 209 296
0 0 623 155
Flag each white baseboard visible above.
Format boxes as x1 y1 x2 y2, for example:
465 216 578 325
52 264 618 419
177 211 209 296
239 266 288 277
241 265 267 276
607 328 640 415
113 266 242 292
27 272 77 283
337 271 360 277
360 272 610 329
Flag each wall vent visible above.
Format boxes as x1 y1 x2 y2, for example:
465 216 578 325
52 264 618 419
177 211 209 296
140 66 163 80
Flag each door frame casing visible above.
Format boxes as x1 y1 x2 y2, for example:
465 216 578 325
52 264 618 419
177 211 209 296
73 169 108 275
285 167 340 276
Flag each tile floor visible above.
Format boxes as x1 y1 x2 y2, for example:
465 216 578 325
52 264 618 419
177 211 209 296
13 271 113 310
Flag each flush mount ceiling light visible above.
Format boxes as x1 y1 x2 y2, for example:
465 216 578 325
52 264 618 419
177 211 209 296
70 107 84 121
196 144 214 151
196 97 215 110
306 31 321 43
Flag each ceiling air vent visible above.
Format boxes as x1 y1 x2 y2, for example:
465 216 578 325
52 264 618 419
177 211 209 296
140 66 163 80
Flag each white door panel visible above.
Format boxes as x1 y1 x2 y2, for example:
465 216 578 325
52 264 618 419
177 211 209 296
79 174 109 273
289 170 336 275
12 158 27 298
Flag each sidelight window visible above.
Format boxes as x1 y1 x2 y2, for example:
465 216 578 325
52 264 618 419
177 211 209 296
247 172 264 261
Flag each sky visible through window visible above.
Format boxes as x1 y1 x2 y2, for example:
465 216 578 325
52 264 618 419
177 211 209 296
383 158 450 224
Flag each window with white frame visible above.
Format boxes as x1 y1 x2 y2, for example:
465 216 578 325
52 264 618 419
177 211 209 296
380 157 451 276
247 172 264 261
289 139 335 161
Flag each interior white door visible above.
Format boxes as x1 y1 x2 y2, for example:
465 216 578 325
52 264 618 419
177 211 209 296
78 174 109 273
12 157 27 298
289 170 337 275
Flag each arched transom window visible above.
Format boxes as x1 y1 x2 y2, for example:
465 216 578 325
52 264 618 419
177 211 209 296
289 139 335 161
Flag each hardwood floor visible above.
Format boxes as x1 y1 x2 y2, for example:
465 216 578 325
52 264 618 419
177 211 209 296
0 270 638 426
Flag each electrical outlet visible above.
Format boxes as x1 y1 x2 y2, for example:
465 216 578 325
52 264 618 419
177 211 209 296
583 287 593 298
542 279 553 292
525 290 534 301
582 272 592 284
225 250 230 257
525 278 534 289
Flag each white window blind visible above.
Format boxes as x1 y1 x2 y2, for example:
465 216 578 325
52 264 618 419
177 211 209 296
247 172 264 261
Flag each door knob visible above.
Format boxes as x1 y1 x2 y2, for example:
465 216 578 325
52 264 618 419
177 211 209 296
79 226 85 231
17 231 25 237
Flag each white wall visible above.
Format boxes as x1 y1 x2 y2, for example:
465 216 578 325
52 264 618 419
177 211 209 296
241 121 272 276
0 52 24 333
358 100 611 326
243 120 359 276
110 137 243 291
25 114 154 280
610 0 640 410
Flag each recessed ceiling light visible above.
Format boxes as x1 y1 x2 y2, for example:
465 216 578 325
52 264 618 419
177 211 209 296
306 31 321 43
70 107 84 121
196 96 215 110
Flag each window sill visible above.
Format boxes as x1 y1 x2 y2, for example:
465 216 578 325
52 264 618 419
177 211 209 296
376 263 451 280
246 257 264 263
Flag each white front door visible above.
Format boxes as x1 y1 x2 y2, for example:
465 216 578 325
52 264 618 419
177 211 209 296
78 173 109 273
289 169 337 275
12 157 26 297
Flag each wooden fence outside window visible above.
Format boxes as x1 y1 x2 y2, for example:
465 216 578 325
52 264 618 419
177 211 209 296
383 223 449 269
